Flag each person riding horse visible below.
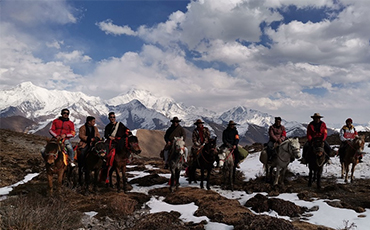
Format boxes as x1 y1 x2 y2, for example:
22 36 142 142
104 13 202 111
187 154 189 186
266 117 286 163
339 118 362 163
77 116 101 184
301 113 332 164
104 112 130 145
163 117 188 169
190 119 210 163
78 116 101 160
221 120 241 168
49 108 76 167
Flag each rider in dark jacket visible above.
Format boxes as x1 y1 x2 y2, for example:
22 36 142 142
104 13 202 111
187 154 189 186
222 120 241 168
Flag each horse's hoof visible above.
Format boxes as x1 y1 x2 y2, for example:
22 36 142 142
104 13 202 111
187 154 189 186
200 185 204 189
206 185 211 190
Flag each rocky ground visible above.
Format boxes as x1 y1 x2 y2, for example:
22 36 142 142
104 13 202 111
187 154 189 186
1 128 369 230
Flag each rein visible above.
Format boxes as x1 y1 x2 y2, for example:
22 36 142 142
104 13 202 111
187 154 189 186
220 148 234 163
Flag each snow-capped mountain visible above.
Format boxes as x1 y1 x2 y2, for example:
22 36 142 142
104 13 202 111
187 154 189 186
3 82 364 144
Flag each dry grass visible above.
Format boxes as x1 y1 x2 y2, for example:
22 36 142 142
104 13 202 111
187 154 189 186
0 193 82 230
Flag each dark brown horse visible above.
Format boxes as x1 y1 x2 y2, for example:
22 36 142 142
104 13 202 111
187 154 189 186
109 135 141 192
340 135 365 183
83 139 107 193
307 138 326 189
188 137 217 190
42 138 68 194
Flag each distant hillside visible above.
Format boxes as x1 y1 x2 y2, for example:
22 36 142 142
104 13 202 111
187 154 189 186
0 116 36 133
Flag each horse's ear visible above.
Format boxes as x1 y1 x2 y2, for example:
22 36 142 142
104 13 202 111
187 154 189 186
46 137 51 142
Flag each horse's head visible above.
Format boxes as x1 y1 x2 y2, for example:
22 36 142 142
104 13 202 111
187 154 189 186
172 136 186 156
218 146 230 168
288 138 301 159
93 140 107 158
127 135 141 155
312 138 325 157
353 135 365 152
203 137 217 156
44 138 61 165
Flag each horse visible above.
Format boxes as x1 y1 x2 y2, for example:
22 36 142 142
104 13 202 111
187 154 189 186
109 135 141 193
340 135 365 183
168 137 186 192
259 138 301 185
306 138 327 189
218 146 236 191
188 137 217 190
42 138 68 195
82 139 107 193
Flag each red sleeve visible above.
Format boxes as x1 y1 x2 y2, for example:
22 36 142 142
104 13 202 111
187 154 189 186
281 127 287 141
49 120 58 137
321 122 327 141
307 124 313 142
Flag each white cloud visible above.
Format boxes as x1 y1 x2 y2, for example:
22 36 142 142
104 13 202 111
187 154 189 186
1 0 77 25
96 19 138 36
46 40 64 49
55 50 92 63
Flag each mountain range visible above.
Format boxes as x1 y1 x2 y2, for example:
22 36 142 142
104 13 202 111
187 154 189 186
1 81 362 145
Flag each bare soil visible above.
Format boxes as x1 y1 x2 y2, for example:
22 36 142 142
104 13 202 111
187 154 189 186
1 128 369 230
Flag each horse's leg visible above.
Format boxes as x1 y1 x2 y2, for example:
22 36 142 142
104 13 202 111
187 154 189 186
317 167 323 189
344 163 349 183
47 173 53 195
274 166 280 186
116 167 122 193
57 169 64 194
93 169 99 192
281 166 287 185
122 163 128 192
169 167 175 192
175 168 180 189
206 167 211 190
350 163 356 183
308 168 313 187
230 166 235 191
200 167 204 189
341 162 345 179
84 168 91 194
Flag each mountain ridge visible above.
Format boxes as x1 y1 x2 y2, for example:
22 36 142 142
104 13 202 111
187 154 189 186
2 81 365 144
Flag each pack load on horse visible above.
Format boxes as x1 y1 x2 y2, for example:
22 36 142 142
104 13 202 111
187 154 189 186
163 117 188 169
108 134 141 193
82 138 107 193
188 137 217 190
168 136 186 192
340 135 365 183
259 138 301 185
42 138 70 194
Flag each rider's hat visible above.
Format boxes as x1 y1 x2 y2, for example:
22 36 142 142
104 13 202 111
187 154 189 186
194 119 204 125
311 113 323 118
228 120 238 126
275 117 282 121
346 118 353 123
170 117 181 123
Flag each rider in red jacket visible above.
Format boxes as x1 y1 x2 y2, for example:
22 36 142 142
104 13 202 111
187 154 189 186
301 113 331 164
49 108 76 166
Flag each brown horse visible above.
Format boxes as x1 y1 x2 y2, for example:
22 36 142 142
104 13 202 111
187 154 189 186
83 139 107 193
307 138 326 189
42 138 68 194
340 135 365 183
188 137 217 190
109 135 141 193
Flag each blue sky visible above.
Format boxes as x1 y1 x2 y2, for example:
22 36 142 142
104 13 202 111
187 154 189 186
1 0 370 125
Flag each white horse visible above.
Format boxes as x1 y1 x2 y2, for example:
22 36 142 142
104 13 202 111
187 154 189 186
218 146 236 191
259 138 301 185
168 137 186 192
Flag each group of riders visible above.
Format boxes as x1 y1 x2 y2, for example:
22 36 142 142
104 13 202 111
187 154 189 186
43 108 362 172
